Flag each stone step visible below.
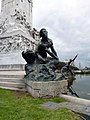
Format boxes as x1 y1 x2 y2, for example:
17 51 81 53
0 86 26 91
0 64 25 71
0 70 25 75
0 77 24 83
0 75 24 78
0 70 26 91
0 70 25 78
0 81 25 89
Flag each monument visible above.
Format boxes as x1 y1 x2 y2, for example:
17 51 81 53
0 0 39 68
0 1 74 97
22 28 68 98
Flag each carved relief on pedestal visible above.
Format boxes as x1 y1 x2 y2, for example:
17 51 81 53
0 0 40 54
0 0 33 35
0 8 32 35
11 9 31 32
0 18 8 34
0 35 36 53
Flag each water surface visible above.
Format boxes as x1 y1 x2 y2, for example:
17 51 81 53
71 75 90 100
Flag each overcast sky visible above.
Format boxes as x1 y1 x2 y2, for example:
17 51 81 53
0 0 90 68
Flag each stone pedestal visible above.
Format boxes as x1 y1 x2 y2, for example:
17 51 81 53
0 51 26 65
25 80 68 98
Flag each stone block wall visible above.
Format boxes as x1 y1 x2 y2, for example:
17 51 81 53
25 80 68 98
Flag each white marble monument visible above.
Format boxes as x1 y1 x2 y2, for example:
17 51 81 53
0 0 39 66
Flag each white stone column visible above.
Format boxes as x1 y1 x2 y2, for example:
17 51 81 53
0 0 39 65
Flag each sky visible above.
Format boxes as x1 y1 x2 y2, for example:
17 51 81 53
0 0 90 68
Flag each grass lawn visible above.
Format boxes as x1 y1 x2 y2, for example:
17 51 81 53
0 88 82 120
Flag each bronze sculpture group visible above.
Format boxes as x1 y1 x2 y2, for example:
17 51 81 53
22 28 76 81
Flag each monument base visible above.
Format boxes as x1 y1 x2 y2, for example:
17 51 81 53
0 51 26 65
25 80 68 98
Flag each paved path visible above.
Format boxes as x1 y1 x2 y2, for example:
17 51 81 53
41 101 90 119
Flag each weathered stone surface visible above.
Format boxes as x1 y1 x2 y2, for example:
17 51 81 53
25 80 68 98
